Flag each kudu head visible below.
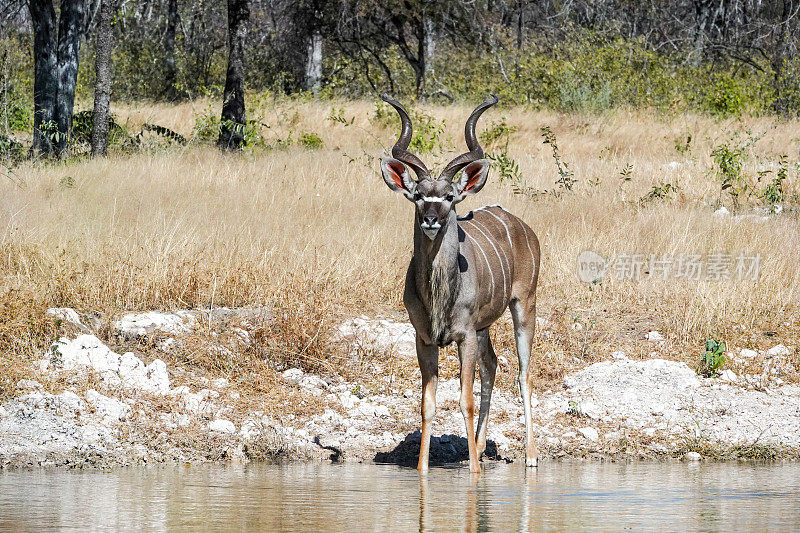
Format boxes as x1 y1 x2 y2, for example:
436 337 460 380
380 93 499 240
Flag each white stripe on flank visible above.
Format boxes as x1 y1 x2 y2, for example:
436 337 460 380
485 210 514 249
475 204 503 212
422 197 444 203
471 218 511 287
465 231 494 301
464 219 507 298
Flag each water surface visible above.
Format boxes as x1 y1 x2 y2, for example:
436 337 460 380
1 461 799 531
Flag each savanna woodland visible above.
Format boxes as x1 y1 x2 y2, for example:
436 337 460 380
1 0 799 430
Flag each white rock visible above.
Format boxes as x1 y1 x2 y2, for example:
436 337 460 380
199 389 219 400
212 378 229 389
577 400 600 419
298 374 327 391
282 368 304 385
338 391 359 409
684 451 702 461
611 351 628 360
578 427 599 441
497 355 509 369
114 311 195 339
118 352 147 387
57 391 86 414
85 389 130 423
17 379 43 390
208 419 236 434
767 344 789 357
146 359 170 393
46 308 83 327
336 317 416 357
713 206 730 218
645 331 664 342
50 335 118 372
719 369 738 383
643 428 657 437
739 348 758 359
239 419 262 439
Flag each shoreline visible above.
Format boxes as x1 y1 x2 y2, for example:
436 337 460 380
2 309 799 470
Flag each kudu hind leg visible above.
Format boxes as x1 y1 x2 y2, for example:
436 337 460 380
475 328 497 458
509 298 538 467
416 336 439 474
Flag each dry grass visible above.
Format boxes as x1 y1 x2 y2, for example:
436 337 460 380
1 97 799 399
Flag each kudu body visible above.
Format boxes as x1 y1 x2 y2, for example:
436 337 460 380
379 94 541 474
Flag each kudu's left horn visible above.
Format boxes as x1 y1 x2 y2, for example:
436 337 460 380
381 92 430 179
440 95 499 181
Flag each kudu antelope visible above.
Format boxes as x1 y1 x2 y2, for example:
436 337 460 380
379 94 541 474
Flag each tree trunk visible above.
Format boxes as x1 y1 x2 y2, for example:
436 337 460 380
163 0 179 99
91 0 113 156
304 29 323 95
54 0 84 155
771 0 791 115
29 0 58 156
422 16 435 88
218 0 249 150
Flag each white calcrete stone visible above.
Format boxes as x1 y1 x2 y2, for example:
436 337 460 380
767 344 789 357
114 310 195 339
713 206 730 218
740 348 758 359
146 359 170 393
282 368 304 385
208 419 236 434
46 308 83 327
118 352 148 387
645 331 665 342
85 389 130 423
51 335 119 372
578 427 599 441
611 351 628 360
684 451 702 461
298 374 327 391
719 369 738 383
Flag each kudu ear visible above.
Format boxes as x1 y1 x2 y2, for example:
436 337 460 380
454 159 490 201
381 156 417 200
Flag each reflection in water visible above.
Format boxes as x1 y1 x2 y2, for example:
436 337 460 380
1 461 800 531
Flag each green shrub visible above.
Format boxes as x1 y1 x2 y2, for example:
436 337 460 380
298 132 323 149
698 339 726 377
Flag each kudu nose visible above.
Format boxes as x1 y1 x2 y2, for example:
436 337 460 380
423 215 438 227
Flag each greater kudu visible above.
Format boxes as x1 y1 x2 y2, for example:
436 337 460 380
379 94 541 474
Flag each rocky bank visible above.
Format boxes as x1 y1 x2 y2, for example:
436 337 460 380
1 309 798 469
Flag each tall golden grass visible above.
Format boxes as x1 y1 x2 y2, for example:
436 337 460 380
1 97 799 397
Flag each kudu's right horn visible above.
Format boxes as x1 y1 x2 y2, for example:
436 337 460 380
440 95 499 181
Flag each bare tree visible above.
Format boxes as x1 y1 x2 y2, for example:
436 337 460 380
91 0 113 156
218 0 249 150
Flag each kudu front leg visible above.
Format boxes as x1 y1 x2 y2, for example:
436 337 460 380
457 332 481 474
416 335 438 474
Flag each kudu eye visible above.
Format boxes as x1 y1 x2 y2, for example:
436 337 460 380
445 194 455 202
